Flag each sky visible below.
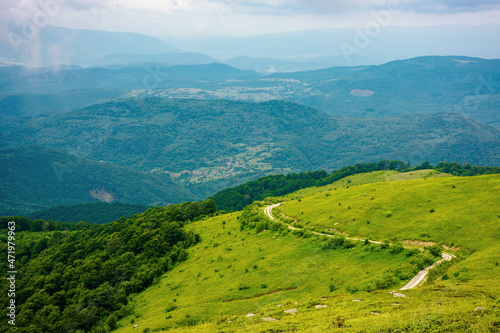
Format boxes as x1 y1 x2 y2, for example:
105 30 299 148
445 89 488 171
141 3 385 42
1 0 500 38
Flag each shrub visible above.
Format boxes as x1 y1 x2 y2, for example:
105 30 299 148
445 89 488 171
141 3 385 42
238 283 250 290
346 285 359 294
405 248 420 257
389 244 404 254
322 236 346 249
408 252 436 270
332 316 346 328
380 240 390 249
343 241 355 249
165 304 178 313
307 300 320 308
425 244 443 258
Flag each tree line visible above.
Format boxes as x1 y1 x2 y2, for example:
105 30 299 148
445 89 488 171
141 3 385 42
211 161 500 211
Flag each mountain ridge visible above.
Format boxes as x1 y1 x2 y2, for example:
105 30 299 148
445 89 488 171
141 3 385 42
1 99 498 198
0 145 199 215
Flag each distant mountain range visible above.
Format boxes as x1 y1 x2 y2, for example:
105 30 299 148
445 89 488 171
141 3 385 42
2 56 499 127
270 56 500 127
1 25 181 67
0 63 261 93
1 33 499 216
1 98 498 204
2 25 499 71
169 24 500 67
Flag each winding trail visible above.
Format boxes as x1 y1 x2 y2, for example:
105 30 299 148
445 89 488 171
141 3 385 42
264 203 455 290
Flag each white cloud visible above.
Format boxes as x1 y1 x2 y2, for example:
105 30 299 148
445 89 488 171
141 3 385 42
1 0 500 39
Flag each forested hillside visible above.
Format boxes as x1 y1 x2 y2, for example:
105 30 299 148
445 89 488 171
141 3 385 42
2 99 499 198
0 199 216 332
0 146 198 216
26 202 152 225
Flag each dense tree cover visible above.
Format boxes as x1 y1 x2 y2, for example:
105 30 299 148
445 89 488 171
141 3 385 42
0 146 199 216
0 199 216 333
26 202 152 225
281 57 500 125
0 216 95 232
2 98 499 201
211 161 500 211
433 162 500 176
211 170 329 211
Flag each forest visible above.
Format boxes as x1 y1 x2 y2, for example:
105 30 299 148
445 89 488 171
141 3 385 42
0 199 216 332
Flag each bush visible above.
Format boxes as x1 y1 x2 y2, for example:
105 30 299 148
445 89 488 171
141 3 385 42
238 283 250 290
332 316 346 328
165 304 178 313
425 244 443 258
346 285 359 294
405 248 421 257
321 236 346 249
389 244 405 254
408 252 436 270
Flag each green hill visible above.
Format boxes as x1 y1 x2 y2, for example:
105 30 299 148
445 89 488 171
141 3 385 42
1 170 498 332
109 172 499 332
282 174 500 251
273 56 500 126
2 98 499 197
0 146 198 216
210 162 499 212
113 211 431 332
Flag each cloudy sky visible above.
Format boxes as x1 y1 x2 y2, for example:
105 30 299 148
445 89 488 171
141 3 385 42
1 0 500 38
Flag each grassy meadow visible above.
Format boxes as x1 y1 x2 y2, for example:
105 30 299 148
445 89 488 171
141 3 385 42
115 212 419 332
282 173 500 251
114 171 500 332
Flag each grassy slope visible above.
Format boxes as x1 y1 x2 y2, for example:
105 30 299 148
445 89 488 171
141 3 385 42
115 213 413 332
283 174 500 251
284 169 443 199
114 171 500 332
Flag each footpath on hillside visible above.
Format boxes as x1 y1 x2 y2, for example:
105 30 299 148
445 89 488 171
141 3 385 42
263 203 455 290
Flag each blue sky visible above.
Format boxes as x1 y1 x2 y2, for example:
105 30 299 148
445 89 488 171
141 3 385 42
1 0 500 38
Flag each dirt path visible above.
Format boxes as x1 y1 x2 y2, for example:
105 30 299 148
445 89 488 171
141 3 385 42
264 203 454 290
